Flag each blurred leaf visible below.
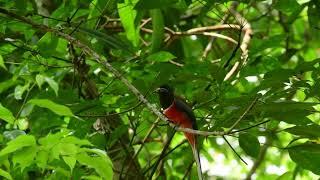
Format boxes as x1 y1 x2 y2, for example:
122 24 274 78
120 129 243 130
288 143 320 175
0 103 15 124
36 74 45 89
28 99 74 116
0 168 12 180
78 27 132 53
239 133 260 158
12 145 37 171
0 135 36 156
36 150 49 169
267 110 312 125
3 130 26 140
0 55 6 70
76 152 113 179
150 9 164 52
45 77 59 96
135 0 178 9
37 32 59 57
285 124 320 138
63 156 76 171
146 51 176 62
274 0 301 14
307 1 320 29
61 136 92 146
118 0 140 47
0 79 18 94
14 84 29 100
277 171 293 180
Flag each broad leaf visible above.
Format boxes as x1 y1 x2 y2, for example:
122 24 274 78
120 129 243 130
146 51 176 62
285 124 320 138
0 55 6 70
135 0 178 9
239 133 260 158
288 143 320 175
0 135 36 156
76 152 113 179
118 0 140 47
0 168 12 180
0 104 15 124
28 99 73 116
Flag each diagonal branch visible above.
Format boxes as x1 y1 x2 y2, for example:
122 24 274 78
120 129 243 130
0 7 261 138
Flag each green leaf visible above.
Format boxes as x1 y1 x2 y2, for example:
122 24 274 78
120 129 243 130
277 171 293 180
38 132 65 148
76 152 113 179
14 84 29 100
0 135 36 156
56 143 79 156
36 74 45 89
81 175 101 180
37 32 59 57
36 150 49 169
61 136 92 146
28 99 73 116
285 124 320 138
150 9 164 52
135 0 178 9
45 77 59 96
267 110 312 125
0 55 7 70
0 103 15 124
0 79 18 94
118 0 140 47
146 51 176 62
63 156 76 171
12 146 37 171
239 133 260 158
307 1 320 29
3 130 26 140
274 0 301 14
288 143 320 175
0 168 12 180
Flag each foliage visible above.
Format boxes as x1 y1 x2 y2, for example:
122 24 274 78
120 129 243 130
0 0 320 179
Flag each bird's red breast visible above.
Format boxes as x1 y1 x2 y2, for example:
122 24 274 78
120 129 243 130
163 100 195 146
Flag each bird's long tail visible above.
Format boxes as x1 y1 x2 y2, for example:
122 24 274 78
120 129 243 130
192 142 203 180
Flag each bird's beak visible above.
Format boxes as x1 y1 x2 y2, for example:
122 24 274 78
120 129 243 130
153 88 161 93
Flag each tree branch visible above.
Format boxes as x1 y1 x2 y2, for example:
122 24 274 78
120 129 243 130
0 7 261 138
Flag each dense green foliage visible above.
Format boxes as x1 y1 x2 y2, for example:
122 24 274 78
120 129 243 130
0 0 320 179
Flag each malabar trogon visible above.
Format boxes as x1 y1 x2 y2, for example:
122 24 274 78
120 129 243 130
156 85 203 180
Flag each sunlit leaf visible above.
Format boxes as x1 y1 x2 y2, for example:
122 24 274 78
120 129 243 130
28 99 73 116
0 103 15 124
118 0 140 47
0 135 36 156
0 168 12 180
0 55 6 70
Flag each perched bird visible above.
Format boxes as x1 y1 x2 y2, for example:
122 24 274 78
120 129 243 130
156 84 202 180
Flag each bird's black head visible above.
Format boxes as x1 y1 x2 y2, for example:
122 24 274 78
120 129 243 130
156 84 174 109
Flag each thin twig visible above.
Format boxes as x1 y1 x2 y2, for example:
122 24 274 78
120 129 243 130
245 138 271 180
148 129 176 179
223 135 247 165
0 7 259 139
15 83 36 119
223 7 252 81
227 95 259 133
